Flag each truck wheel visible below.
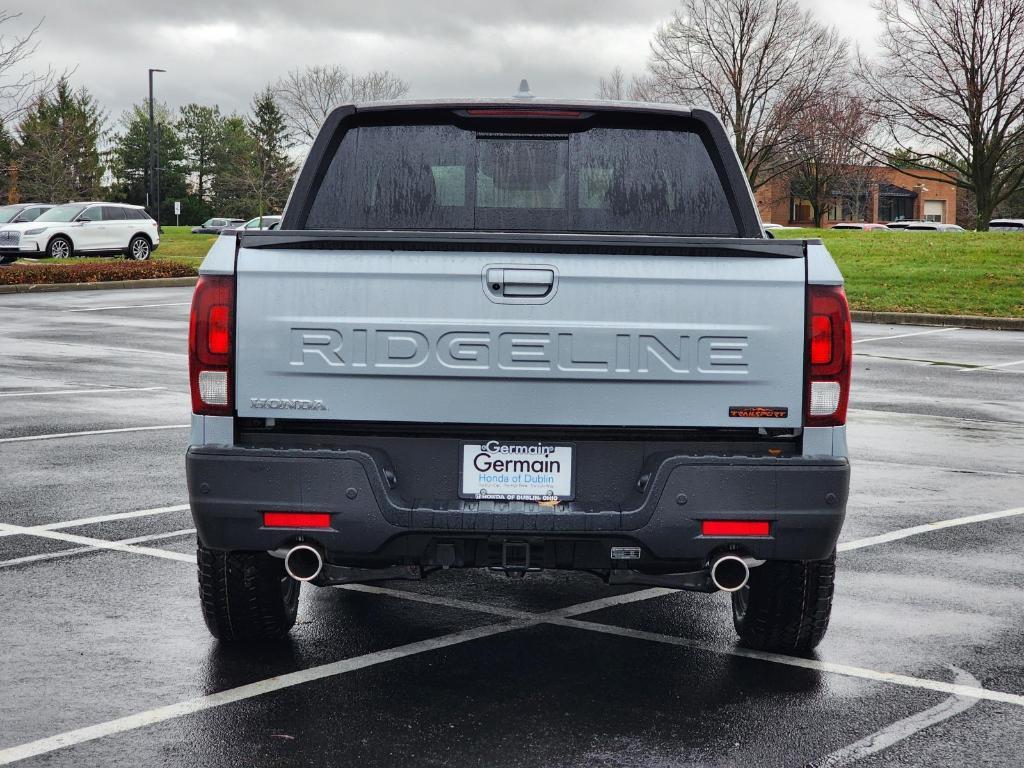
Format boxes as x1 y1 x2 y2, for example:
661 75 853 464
197 544 300 641
731 552 835 654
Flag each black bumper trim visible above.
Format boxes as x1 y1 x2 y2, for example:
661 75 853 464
187 445 849 565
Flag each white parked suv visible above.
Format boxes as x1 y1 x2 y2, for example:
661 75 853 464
0 202 160 263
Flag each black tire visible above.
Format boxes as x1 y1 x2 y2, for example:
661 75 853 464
731 552 836 654
197 543 300 642
47 236 73 259
126 234 151 261
0 254 16 265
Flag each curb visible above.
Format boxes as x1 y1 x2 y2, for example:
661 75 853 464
0 276 198 294
851 310 1024 331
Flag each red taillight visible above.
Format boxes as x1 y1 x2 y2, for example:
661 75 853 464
805 285 852 427
188 275 234 416
702 520 771 536
207 305 230 355
263 512 331 529
810 314 833 365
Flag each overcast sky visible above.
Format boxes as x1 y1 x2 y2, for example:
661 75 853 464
6 0 881 124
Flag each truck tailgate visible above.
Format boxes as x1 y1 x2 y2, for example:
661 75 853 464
234 239 806 429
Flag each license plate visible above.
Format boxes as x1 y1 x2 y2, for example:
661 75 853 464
460 440 574 501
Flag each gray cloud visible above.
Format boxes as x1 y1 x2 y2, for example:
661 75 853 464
5 0 880 126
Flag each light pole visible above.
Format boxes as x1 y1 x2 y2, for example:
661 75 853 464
147 68 165 221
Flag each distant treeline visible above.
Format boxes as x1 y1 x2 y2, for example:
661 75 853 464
0 59 410 224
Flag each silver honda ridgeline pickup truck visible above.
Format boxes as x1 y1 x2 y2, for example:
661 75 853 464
187 99 851 652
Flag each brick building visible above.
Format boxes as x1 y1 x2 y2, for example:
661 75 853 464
755 167 960 227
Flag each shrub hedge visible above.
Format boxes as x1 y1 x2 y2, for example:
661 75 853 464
0 260 198 285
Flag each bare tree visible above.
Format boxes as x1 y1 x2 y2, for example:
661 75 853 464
645 0 848 188
596 66 629 100
789 91 878 226
858 0 1024 230
595 66 653 101
834 163 881 222
0 12 60 124
274 65 410 144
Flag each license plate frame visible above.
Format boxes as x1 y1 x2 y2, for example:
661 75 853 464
459 440 575 501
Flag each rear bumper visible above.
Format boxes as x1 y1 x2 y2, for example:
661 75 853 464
187 445 849 568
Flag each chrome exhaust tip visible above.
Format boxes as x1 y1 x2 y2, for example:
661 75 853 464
284 544 324 582
709 554 750 592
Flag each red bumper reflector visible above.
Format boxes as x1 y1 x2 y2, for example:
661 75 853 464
263 512 331 529
702 520 770 536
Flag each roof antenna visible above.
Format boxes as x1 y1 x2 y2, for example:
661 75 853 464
514 79 533 99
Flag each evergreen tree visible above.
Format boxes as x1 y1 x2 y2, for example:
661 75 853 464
177 104 223 206
0 121 15 203
210 114 255 218
215 89 296 217
15 78 104 202
107 100 187 223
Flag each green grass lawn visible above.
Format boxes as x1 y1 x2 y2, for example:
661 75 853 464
11 225 1024 318
774 229 1024 317
9 226 215 269
153 226 215 267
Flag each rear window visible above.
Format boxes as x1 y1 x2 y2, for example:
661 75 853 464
305 119 738 236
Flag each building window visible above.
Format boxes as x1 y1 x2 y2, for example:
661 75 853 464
791 197 812 222
879 195 915 222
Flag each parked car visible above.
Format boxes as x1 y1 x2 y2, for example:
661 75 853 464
188 98 852 652
0 202 159 262
830 223 890 231
989 219 1024 231
905 223 965 232
192 218 245 234
0 203 53 225
884 220 926 229
0 204 55 263
236 215 282 231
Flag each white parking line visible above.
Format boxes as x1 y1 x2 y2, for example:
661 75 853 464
809 666 980 767
853 327 958 344
0 503 190 538
0 620 525 766
837 507 1024 552
0 529 196 569
0 523 195 564
849 407 1024 426
337 583 676 621
338 583 534 619
2 504 1022 763
0 424 189 444
1 338 187 358
0 587 674 766
34 504 191 532
0 387 165 398
551 618 1024 707
67 302 190 312
958 358 1024 373
337 586 1024 708
855 458 1021 479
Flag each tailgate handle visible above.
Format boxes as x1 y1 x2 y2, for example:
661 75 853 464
486 268 555 298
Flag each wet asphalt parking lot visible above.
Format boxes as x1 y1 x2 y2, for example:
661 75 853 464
0 286 1022 767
